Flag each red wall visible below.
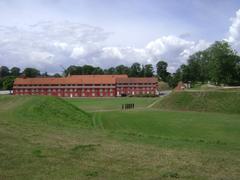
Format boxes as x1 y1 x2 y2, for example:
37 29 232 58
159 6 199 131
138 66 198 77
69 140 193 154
13 83 157 97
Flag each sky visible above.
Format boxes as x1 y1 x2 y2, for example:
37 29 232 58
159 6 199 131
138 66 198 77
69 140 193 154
0 0 240 73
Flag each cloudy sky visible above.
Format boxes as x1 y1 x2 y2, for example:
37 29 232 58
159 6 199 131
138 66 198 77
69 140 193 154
0 0 240 73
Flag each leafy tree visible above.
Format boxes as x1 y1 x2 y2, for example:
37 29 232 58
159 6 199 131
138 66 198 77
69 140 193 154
143 64 154 77
187 51 209 83
206 41 239 85
82 65 95 75
10 67 21 77
92 67 104 75
64 65 83 76
156 61 169 81
41 72 49 77
129 62 142 77
53 73 61 77
167 69 182 88
23 68 40 77
0 78 3 90
115 65 129 75
0 66 9 78
104 67 116 74
2 76 16 90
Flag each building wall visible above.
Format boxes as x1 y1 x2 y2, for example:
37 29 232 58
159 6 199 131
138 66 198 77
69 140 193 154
13 81 157 97
116 82 157 96
13 84 117 97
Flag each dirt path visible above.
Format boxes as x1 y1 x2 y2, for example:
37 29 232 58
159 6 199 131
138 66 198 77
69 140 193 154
146 98 162 108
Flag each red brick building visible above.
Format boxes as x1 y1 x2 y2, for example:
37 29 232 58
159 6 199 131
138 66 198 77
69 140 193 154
13 75 158 97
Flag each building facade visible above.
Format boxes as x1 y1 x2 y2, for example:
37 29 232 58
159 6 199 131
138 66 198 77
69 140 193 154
13 75 158 97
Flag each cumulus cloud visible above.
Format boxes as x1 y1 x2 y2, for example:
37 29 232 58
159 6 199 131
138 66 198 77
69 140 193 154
145 36 209 71
0 21 210 73
226 9 240 50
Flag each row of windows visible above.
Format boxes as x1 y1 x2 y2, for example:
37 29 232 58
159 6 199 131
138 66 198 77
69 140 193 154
16 92 115 97
117 87 154 90
117 90 155 94
15 84 116 87
15 88 115 93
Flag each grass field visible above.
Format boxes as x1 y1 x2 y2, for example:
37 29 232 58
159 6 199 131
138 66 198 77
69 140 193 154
66 97 158 111
1 94 240 179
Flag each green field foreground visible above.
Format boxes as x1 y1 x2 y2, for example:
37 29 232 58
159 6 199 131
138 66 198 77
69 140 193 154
0 94 240 179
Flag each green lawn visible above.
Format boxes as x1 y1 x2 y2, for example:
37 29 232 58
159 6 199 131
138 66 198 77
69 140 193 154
0 95 240 179
96 110 240 149
66 97 158 111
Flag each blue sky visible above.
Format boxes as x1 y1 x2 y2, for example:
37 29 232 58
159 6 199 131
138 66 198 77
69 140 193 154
0 0 240 73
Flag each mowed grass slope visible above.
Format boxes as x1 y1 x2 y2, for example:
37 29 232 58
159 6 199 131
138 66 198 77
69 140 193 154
1 95 240 179
97 110 240 150
66 97 157 111
153 91 240 114
0 95 91 127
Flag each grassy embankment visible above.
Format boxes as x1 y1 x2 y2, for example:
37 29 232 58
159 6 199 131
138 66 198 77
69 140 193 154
153 91 240 114
0 93 240 179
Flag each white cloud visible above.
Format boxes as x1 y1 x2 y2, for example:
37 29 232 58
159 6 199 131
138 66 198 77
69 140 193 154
70 47 86 59
0 21 210 73
145 36 210 71
226 9 240 50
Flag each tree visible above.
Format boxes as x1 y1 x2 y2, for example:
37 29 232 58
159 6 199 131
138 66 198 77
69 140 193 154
187 51 209 83
64 65 83 76
129 62 142 77
0 66 9 78
0 78 3 90
143 64 154 77
82 65 95 75
53 73 61 77
10 67 21 77
115 65 129 75
156 61 170 81
23 68 40 77
167 69 182 88
206 41 239 85
104 67 116 74
92 67 104 74
2 76 15 90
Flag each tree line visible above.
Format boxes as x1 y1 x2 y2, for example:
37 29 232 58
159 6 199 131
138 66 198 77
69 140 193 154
1 40 240 90
164 41 240 87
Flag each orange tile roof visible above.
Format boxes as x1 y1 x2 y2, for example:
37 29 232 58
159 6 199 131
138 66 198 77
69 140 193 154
14 75 128 85
116 77 157 84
